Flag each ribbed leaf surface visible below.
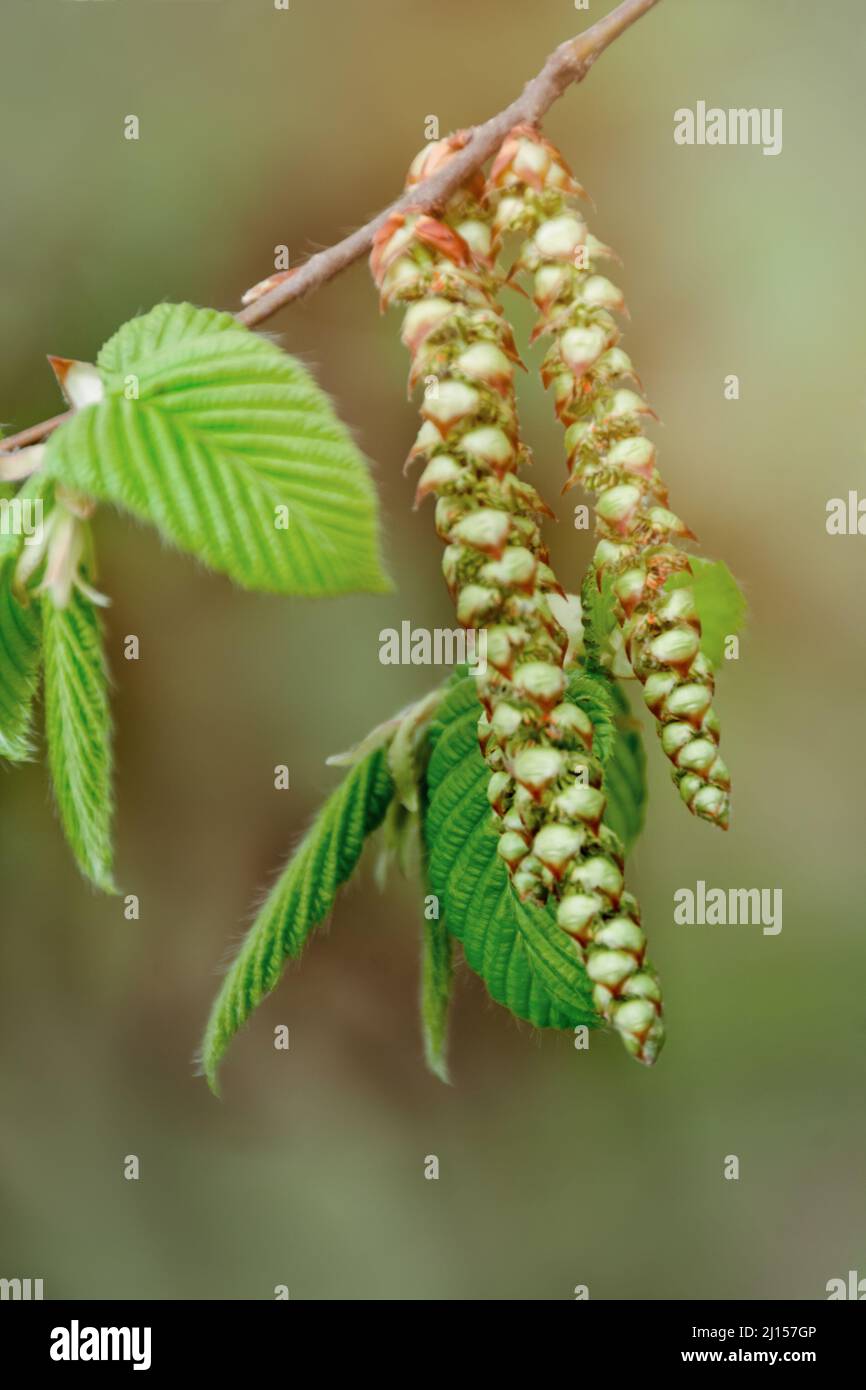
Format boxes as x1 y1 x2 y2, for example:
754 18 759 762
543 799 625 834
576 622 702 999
42 589 116 892
420 909 453 1083
43 303 390 597
201 746 394 1092
0 553 42 762
604 681 647 854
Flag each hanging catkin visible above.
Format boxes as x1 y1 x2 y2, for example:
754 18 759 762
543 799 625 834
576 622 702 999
370 134 664 1064
486 124 730 831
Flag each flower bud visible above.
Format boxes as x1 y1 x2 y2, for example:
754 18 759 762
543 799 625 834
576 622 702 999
547 701 593 747
648 626 700 668
606 435 656 480
451 507 512 557
556 893 601 939
490 702 524 739
646 506 694 540
496 831 530 870
480 546 537 593
492 194 527 234
676 738 719 774
512 747 564 797
660 722 695 758
642 670 677 713
405 130 481 192
378 256 428 308
596 484 642 533
612 997 658 1039
586 949 637 988
415 454 464 504
48 357 104 410
401 297 453 353
532 823 585 876
533 214 587 261
421 379 480 433
581 275 626 313
595 916 645 954
623 972 663 1004
513 661 566 709
533 264 572 312
559 324 609 377
512 870 547 905
613 568 647 615
458 425 516 475
570 856 623 901
552 783 606 827
454 218 493 264
455 342 513 394
664 682 713 723
656 589 698 628
692 784 730 827
604 388 655 423
486 771 512 816
456 583 499 626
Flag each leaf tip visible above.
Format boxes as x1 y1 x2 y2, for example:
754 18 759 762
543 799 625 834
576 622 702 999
424 1052 452 1086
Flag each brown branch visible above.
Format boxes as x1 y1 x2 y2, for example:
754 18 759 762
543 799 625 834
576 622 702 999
0 409 73 455
0 0 660 458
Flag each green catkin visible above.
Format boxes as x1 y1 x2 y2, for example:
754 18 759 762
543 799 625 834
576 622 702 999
370 134 664 1064
486 124 730 831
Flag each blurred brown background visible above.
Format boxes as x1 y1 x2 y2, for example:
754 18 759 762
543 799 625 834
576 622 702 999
1 0 864 1300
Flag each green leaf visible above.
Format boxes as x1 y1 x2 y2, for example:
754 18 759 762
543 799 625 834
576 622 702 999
424 675 597 1031
44 302 390 597
0 476 50 761
664 558 747 668
565 669 617 767
0 556 42 762
201 746 394 1093
580 567 617 666
42 589 116 892
583 556 747 671
420 909 453 1084
603 682 647 854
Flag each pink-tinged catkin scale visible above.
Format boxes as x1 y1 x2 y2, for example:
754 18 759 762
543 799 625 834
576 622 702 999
485 123 731 835
370 134 664 1065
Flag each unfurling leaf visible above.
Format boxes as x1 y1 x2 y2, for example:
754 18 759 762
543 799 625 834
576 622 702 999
566 668 617 767
603 681 647 854
42 588 116 892
43 303 390 598
580 569 618 668
0 531 43 763
201 745 394 1093
420 910 453 1084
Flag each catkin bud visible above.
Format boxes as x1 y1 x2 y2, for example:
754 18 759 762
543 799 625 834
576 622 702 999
486 122 731 836
371 133 665 1065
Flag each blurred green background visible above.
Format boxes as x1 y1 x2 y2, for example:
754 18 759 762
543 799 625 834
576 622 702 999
1 0 864 1300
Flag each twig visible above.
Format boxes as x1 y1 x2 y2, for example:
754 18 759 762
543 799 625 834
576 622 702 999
0 0 660 457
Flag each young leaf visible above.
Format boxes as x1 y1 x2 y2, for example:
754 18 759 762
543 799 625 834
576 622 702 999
424 675 598 1031
603 682 647 854
201 745 394 1093
42 589 116 892
580 568 618 666
565 668 617 767
420 909 453 1084
44 303 390 598
0 503 44 761
664 557 747 667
